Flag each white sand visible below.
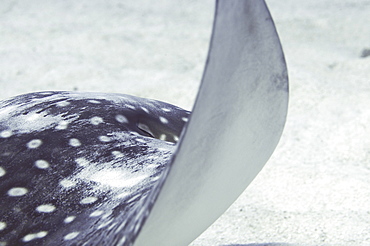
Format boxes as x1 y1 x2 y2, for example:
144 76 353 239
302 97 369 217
1 0 369 245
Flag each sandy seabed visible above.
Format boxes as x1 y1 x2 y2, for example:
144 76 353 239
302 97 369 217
1 0 370 245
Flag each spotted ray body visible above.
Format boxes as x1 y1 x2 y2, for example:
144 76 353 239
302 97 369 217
0 91 189 245
0 1 290 245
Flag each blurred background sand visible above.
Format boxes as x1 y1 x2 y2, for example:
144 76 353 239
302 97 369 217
1 0 370 245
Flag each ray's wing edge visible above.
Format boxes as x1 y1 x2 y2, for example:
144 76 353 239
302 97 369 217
134 0 289 245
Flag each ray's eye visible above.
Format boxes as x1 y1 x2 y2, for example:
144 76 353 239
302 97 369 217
137 122 155 138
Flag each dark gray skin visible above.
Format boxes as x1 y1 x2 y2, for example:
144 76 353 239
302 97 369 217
0 91 189 245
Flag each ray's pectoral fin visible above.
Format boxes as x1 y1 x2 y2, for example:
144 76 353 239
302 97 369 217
135 1 289 245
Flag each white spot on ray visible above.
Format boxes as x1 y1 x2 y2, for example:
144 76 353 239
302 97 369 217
59 179 76 188
98 136 111 142
36 231 48 238
0 130 12 138
75 157 89 167
115 114 128 123
35 160 49 169
27 139 42 149
23 231 48 242
88 100 101 104
174 135 179 142
112 151 124 158
56 101 70 107
141 107 149 113
36 204 56 213
90 116 104 125
116 192 130 199
22 234 36 242
0 167 5 177
7 187 28 196
69 138 81 147
126 104 135 110
56 120 69 130
0 222 6 230
64 232 80 240
64 216 76 223
89 210 104 217
161 108 171 112
182 117 188 122
159 116 169 124
135 138 147 144
80 197 98 204
159 134 167 141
